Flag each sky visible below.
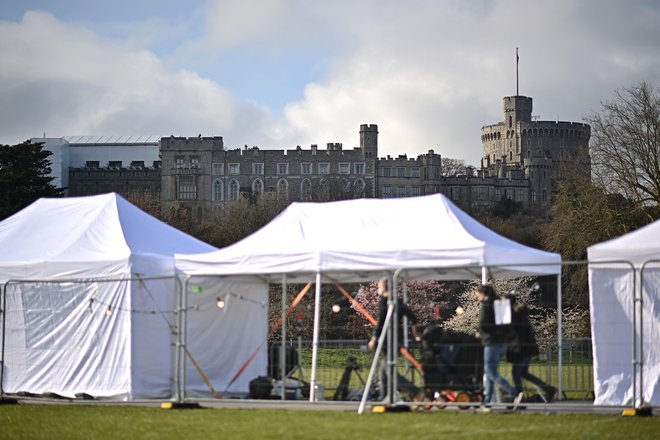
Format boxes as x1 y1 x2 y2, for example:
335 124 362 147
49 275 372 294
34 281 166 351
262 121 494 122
1 0 659 166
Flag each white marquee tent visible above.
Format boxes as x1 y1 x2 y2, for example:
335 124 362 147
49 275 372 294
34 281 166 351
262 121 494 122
0 193 267 400
175 194 562 401
588 220 660 406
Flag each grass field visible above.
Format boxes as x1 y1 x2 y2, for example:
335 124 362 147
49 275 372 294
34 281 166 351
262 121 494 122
1 404 658 440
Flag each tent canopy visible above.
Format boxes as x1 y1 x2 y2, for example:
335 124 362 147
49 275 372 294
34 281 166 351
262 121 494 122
176 194 561 282
588 219 660 266
588 219 660 406
1 194 266 400
0 193 215 280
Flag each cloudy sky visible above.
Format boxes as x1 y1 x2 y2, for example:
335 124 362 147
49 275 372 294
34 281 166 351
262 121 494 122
1 0 659 166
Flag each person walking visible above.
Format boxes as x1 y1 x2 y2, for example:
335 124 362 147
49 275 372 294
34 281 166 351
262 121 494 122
506 294 558 402
368 277 420 401
476 284 523 409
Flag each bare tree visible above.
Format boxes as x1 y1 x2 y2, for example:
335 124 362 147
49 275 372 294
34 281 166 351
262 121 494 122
441 157 467 176
587 81 660 210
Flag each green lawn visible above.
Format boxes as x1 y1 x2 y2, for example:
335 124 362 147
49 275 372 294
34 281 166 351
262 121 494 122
1 404 658 440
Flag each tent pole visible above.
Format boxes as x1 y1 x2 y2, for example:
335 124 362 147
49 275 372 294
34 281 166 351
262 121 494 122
180 275 190 402
309 272 322 402
481 266 488 284
0 282 7 398
280 274 287 400
358 304 394 414
173 277 186 403
557 272 563 401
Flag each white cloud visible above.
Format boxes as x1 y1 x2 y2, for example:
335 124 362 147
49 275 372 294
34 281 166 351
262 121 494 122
0 11 273 146
276 0 660 164
1 1 659 168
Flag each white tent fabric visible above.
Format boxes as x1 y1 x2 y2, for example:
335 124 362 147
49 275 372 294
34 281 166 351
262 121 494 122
176 194 562 401
176 194 561 282
0 193 267 400
588 220 660 406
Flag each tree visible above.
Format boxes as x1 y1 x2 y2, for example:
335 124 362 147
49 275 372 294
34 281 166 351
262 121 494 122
587 81 660 211
540 149 655 306
441 157 467 176
0 140 64 220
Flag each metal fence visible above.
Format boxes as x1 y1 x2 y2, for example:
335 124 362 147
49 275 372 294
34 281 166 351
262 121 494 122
267 337 594 402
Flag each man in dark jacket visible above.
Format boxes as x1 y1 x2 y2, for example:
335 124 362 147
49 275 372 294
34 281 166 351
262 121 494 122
368 277 420 400
476 284 523 408
506 294 557 402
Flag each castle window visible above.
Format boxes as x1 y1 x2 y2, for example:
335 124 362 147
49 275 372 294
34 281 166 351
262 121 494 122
318 163 330 174
509 116 512 128
252 178 264 195
212 179 223 202
411 167 420 177
277 179 289 200
228 179 239 201
451 187 461 200
531 190 537 202
190 157 200 169
252 163 264 175
478 187 488 201
212 163 224 175
515 189 524 202
301 163 312 175
382 185 392 198
174 157 184 169
397 167 406 177
228 163 240 175
382 167 391 177
542 189 548 202
411 185 420 196
338 163 350 174
178 175 196 200
505 189 513 200
354 179 366 197
397 185 406 197
277 163 289 175
495 187 502 200
354 163 365 174
301 179 312 200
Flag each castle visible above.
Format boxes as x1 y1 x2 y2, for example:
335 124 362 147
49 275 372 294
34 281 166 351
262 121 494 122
36 93 590 222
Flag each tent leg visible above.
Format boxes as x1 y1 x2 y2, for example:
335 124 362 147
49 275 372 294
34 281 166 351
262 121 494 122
309 272 322 402
557 273 563 401
358 304 394 414
280 274 287 400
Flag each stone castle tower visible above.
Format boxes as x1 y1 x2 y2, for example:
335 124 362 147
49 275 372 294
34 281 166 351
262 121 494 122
480 95 590 203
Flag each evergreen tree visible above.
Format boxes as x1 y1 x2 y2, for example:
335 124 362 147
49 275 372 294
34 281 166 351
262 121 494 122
0 140 64 220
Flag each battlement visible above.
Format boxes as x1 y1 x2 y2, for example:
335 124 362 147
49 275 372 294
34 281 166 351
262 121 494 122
359 124 378 132
161 135 224 151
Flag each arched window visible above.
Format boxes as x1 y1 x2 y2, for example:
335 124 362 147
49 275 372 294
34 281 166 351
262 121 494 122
252 178 264 195
277 178 288 200
509 115 512 128
229 179 239 201
212 179 223 202
354 179 366 198
300 179 312 201
318 178 329 200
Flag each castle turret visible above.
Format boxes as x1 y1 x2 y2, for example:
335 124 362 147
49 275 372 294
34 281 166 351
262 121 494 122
503 95 533 127
360 124 378 158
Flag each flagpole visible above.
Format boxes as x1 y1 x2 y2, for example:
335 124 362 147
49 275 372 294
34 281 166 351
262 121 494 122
516 47 519 96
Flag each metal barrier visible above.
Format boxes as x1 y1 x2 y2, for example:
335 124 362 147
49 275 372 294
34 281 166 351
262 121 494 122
267 338 595 402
